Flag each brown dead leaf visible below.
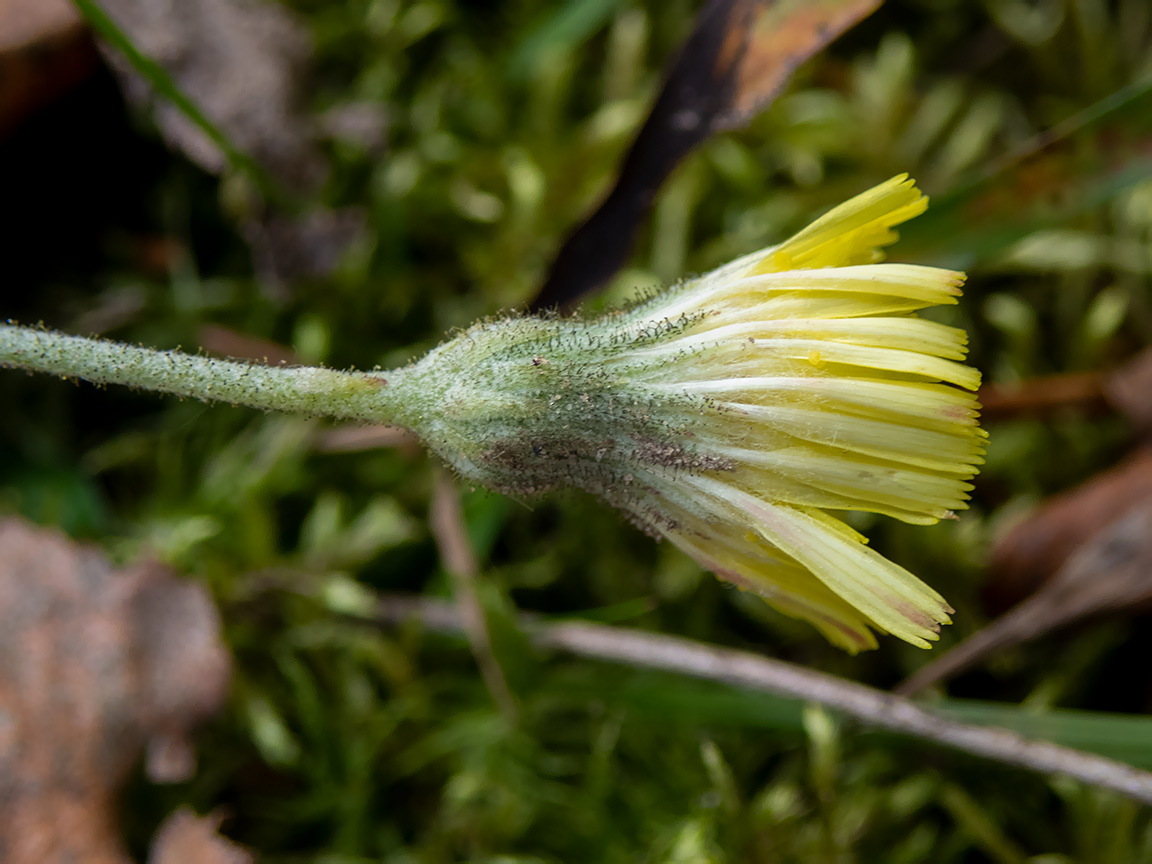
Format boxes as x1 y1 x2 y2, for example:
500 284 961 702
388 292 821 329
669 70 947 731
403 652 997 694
430 472 518 722
1105 345 1152 433
715 0 884 129
0 517 232 863
897 451 1152 695
532 0 882 310
148 808 253 864
93 0 371 289
898 353 1152 696
982 448 1152 612
96 0 323 187
0 0 96 137
0 0 80 50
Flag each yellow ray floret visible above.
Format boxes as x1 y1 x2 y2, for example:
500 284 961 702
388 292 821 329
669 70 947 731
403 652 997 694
748 174 928 273
618 175 984 650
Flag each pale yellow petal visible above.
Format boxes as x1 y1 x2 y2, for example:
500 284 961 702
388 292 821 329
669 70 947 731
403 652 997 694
716 445 974 518
723 402 986 474
746 175 928 273
661 377 982 430
674 317 969 361
733 264 965 306
679 476 953 646
664 528 879 653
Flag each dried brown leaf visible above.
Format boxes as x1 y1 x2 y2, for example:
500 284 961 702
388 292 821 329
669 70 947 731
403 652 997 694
430 472 518 722
0 0 80 50
0 517 231 863
148 808 253 864
898 453 1152 695
715 0 884 129
95 0 322 186
985 448 1152 611
0 0 95 136
533 0 882 310
1105 345 1152 433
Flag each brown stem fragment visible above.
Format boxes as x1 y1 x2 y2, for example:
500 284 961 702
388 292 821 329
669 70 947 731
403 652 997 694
429 472 518 723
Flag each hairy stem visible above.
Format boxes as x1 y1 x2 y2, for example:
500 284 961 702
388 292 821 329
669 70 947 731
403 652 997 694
0 324 405 423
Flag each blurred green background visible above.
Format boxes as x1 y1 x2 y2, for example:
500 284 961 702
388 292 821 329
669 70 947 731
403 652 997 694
5 0 1152 860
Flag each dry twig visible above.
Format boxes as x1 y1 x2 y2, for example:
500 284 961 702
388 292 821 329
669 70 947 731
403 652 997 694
370 593 1152 806
429 472 518 722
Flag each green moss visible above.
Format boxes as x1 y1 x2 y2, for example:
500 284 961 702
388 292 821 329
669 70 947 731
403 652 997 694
13 0 1152 860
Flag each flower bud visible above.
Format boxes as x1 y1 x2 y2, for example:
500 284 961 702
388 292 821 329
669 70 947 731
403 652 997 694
389 176 985 652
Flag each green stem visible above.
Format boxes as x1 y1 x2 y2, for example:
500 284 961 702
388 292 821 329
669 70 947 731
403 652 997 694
0 324 404 424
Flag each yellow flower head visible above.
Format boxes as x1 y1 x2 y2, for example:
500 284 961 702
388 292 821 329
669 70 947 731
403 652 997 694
394 175 984 652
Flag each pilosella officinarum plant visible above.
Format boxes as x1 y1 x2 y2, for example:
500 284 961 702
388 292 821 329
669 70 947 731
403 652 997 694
1 175 984 651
